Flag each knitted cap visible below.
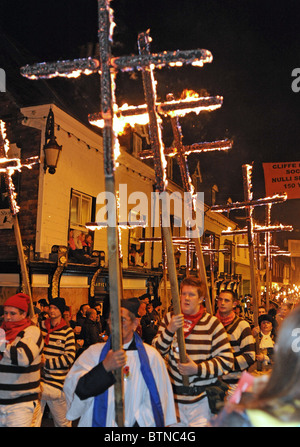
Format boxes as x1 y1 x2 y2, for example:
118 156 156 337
4 293 30 313
121 298 140 317
49 297 66 316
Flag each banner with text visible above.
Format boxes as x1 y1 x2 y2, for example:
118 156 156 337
263 161 300 199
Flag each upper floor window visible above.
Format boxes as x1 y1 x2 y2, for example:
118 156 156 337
70 189 94 231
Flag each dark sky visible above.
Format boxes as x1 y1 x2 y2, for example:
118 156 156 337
1 0 300 234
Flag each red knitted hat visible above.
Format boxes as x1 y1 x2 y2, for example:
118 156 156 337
4 293 30 313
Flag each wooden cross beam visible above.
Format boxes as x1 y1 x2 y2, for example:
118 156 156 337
221 223 293 236
89 95 224 127
21 49 213 80
89 96 223 121
139 139 233 159
0 120 38 318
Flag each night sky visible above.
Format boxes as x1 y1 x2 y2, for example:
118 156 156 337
1 0 300 235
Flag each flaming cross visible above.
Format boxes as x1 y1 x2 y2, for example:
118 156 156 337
89 86 232 317
162 91 232 314
211 164 292 326
235 203 292 312
135 29 192 385
21 0 220 411
89 47 233 318
0 120 38 317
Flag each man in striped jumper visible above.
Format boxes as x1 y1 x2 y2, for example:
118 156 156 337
0 293 43 427
152 276 234 427
34 297 76 426
215 290 255 397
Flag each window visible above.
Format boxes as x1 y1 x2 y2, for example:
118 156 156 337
70 189 94 230
132 124 150 156
128 209 146 267
68 189 96 264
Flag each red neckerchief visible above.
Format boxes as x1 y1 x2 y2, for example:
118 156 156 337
182 305 206 338
215 310 236 327
44 318 66 345
1 318 32 345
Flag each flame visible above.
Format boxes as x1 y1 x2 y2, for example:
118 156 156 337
222 223 293 235
0 120 10 156
90 92 222 136
159 93 223 118
0 120 39 215
244 164 253 201
114 104 150 133
180 89 200 100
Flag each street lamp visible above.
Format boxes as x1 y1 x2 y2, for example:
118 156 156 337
43 108 62 174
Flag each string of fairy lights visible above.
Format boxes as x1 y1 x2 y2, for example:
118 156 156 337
22 114 155 183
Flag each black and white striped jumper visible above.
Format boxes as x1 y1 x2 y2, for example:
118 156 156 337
0 324 44 405
40 322 76 391
152 311 234 404
220 315 256 386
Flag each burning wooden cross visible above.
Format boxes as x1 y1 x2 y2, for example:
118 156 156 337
211 163 292 326
136 29 191 385
236 204 292 311
89 31 224 386
0 120 38 317
89 71 233 319
90 91 232 316
21 0 219 415
163 91 232 314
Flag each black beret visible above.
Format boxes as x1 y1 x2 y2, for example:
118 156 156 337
258 314 274 326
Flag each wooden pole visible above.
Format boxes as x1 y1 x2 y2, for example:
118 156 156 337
138 31 189 386
265 204 272 311
12 215 34 318
242 165 259 327
98 0 124 426
0 122 34 317
167 95 212 314
209 236 217 313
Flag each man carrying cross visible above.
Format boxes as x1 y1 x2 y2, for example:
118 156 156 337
215 289 256 396
153 276 234 426
63 298 176 427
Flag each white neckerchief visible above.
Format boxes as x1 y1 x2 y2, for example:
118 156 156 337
260 332 274 349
